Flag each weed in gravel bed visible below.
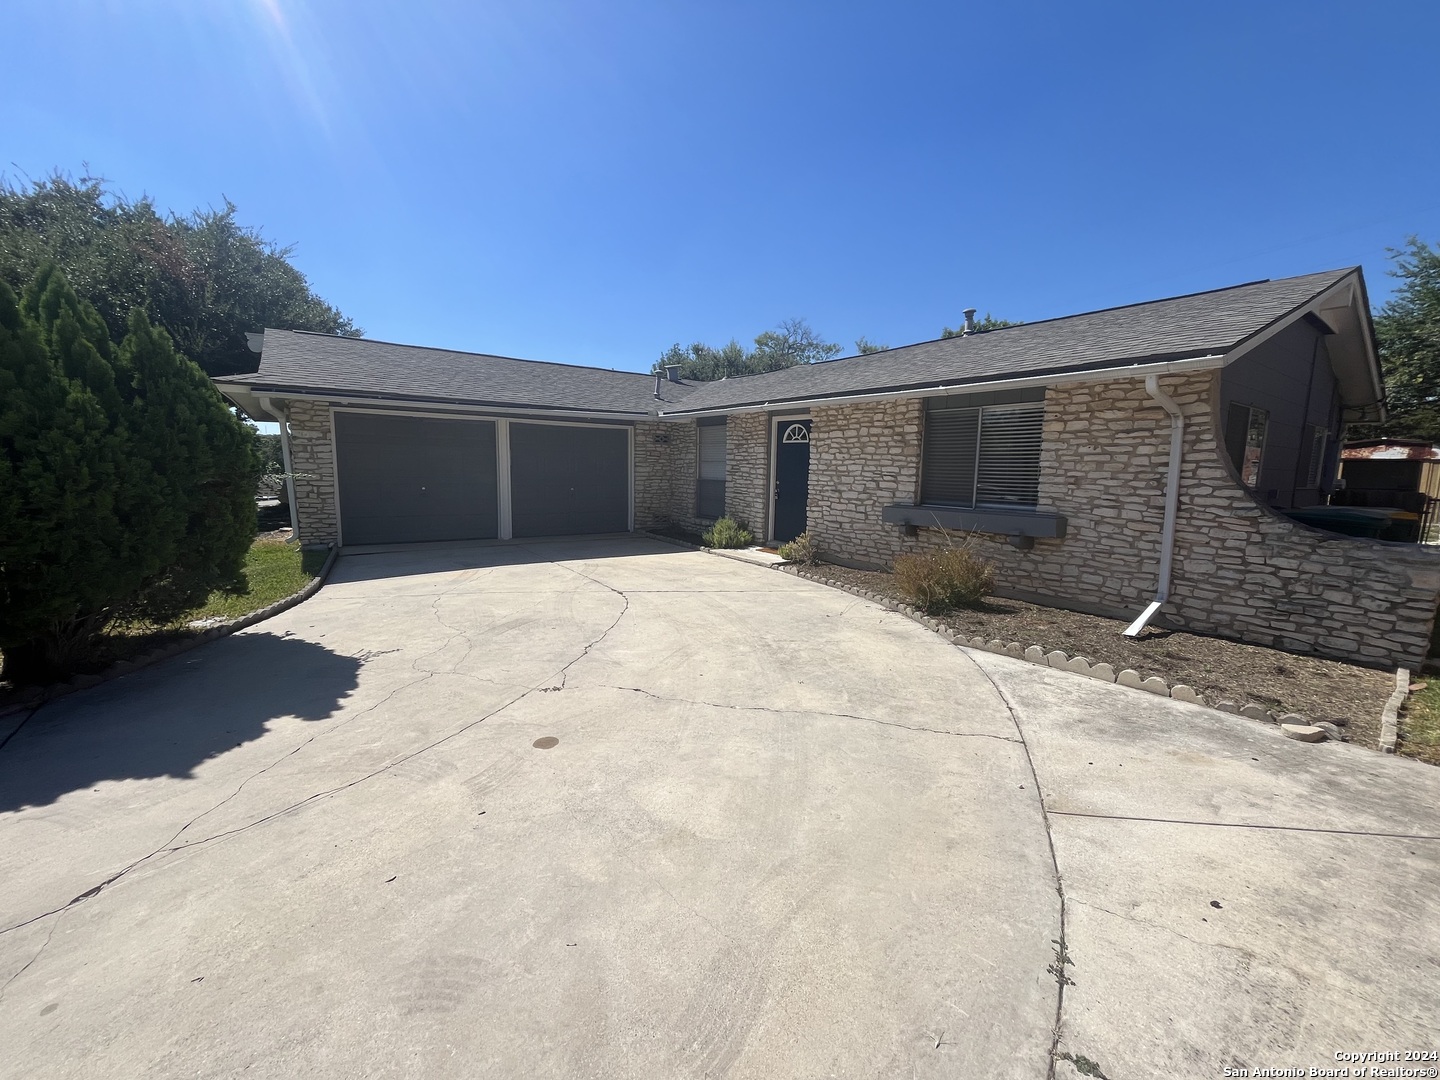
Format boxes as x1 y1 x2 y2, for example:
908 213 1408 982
1399 683 1440 766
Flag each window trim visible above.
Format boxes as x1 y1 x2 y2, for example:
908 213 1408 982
1228 404 1269 489
695 418 726 521
920 396 1045 511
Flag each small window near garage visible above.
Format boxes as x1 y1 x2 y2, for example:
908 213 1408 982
920 392 1044 509
1224 403 1269 489
696 419 726 520
1304 426 1329 489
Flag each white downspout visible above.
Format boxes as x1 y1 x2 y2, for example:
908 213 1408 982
260 396 300 541
1123 375 1184 637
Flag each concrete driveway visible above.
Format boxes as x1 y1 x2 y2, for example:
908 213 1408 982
0 536 1436 1079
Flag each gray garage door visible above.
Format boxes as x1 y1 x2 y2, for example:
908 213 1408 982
334 412 499 545
509 423 629 537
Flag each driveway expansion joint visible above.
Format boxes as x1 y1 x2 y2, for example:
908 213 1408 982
962 651 1071 1080
602 685 1023 742
1047 809 1440 842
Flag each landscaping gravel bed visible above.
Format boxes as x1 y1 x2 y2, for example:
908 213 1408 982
805 563 1393 744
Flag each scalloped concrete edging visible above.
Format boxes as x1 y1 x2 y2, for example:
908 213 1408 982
782 564 1366 744
1379 667 1411 755
0 543 340 720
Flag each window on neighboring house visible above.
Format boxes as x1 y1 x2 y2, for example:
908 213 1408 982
1304 426 1329 488
1224 403 1268 489
696 419 726 519
920 396 1044 509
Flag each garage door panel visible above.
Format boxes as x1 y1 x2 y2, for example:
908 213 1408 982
510 423 629 538
335 412 498 545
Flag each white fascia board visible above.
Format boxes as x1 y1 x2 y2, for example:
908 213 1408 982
654 353 1226 419
213 386 655 423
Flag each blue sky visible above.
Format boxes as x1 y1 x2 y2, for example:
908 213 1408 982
6 0 1438 374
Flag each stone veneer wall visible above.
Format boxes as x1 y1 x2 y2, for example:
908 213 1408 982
284 399 339 545
633 420 673 530
804 374 1440 669
725 412 771 538
1163 371 1440 669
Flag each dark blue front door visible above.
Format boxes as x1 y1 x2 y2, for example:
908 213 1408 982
773 419 811 543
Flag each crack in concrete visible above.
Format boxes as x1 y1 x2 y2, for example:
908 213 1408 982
599 684 1023 743
1065 895 1256 958
548 562 631 691
0 681 536 947
0 553 637 997
1064 896 1440 1031
0 703 44 755
0 914 58 1005
1047 809 1440 842
963 652 1070 1080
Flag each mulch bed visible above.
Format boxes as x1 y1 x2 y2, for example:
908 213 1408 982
803 562 1393 745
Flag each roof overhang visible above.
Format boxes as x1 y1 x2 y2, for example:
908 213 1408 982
654 353 1226 418
1220 268 1385 423
212 381 657 423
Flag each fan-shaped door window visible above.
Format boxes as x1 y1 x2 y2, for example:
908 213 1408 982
782 423 810 445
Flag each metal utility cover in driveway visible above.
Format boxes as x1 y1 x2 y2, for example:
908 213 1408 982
334 411 499 545
509 422 629 537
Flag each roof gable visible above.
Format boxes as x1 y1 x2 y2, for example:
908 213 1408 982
659 268 1358 414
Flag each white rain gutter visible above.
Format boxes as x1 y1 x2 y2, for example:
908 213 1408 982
1123 375 1184 638
658 353 1225 419
226 386 654 423
259 396 300 540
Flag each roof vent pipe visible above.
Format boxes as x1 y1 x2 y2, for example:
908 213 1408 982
665 364 682 383
1123 375 1185 638
962 308 977 335
654 372 662 399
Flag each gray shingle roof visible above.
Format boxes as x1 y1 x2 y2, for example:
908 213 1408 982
215 268 1357 419
659 268 1357 415
214 330 700 416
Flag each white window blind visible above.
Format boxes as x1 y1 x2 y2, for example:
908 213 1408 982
976 404 1044 507
920 400 1043 509
696 421 726 519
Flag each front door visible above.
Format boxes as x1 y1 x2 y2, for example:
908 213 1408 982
773 419 811 543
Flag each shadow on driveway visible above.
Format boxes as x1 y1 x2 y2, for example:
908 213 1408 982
0 633 362 813
330 534 679 586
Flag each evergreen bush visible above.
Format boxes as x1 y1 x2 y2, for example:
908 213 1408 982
0 266 257 682
702 516 754 549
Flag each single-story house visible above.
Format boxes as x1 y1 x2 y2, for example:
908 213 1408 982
215 267 1440 669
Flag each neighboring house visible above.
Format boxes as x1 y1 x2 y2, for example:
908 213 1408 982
215 267 1440 669
1334 439 1440 543
1339 440 1440 506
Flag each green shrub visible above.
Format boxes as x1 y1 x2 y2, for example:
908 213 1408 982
893 541 996 613
702 516 753 549
0 266 258 683
777 531 819 565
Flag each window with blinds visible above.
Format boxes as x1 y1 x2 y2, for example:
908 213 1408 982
696 420 726 519
920 399 1044 509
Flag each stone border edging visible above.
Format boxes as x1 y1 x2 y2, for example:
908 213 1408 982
643 536 1403 751
0 543 340 719
1379 668 1410 755
782 564 1365 744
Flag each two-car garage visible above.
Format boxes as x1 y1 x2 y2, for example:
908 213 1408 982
333 411 631 546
